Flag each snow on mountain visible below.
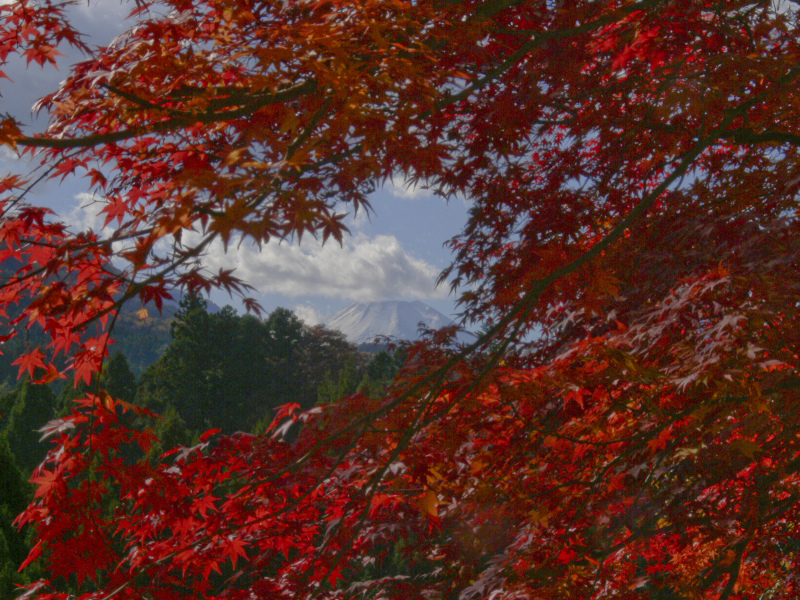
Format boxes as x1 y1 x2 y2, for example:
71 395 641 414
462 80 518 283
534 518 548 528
324 300 473 345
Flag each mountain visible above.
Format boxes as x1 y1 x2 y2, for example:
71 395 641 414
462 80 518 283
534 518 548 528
0 257 223 378
323 300 473 346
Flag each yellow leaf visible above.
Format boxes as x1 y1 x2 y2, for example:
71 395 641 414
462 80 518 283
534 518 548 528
469 459 486 474
97 390 115 411
136 308 149 320
419 490 440 517
224 148 247 167
426 467 443 485
0 116 22 151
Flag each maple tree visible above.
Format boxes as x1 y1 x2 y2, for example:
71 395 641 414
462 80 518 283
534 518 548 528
1 0 800 598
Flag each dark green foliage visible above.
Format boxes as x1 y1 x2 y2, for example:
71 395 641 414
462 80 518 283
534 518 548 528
317 350 405 405
362 350 405 393
54 378 89 419
301 325 368 398
4 382 56 473
262 307 307 408
147 406 194 461
136 296 364 436
137 297 268 433
0 338 24 390
0 385 16 430
317 358 364 405
0 434 28 527
54 352 136 418
111 304 176 376
101 352 137 403
0 434 32 596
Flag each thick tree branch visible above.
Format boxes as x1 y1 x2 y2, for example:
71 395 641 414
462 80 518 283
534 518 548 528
18 79 319 149
722 128 800 147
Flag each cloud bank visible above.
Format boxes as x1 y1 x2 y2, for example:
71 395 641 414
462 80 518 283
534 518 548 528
292 304 324 326
64 193 448 303
202 233 448 301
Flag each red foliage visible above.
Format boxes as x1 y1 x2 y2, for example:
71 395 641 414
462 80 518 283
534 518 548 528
1 0 800 599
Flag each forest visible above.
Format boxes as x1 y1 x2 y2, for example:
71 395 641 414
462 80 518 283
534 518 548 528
1 0 800 599
0 297 401 595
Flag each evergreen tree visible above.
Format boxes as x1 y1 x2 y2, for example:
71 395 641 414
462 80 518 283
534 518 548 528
147 406 194 462
4 382 56 473
316 350 405 404
137 301 361 435
363 350 404 393
263 307 307 408
0 385 16 430
101 352 137 403
301 326 365 401
316 358 363 405
54 378 90 419
0 434 32 596
137 296 274 434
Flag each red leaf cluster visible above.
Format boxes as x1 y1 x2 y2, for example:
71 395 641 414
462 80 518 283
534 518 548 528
2 1 800 599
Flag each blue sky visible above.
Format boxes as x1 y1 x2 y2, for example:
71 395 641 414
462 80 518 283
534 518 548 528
1 0 472 326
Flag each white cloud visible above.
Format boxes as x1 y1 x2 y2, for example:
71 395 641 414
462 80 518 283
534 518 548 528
293 304 323 326
345 205 372 231
0 145 17 162
62 194 448 303
384 177 435 200
72 0 132 26
200 232 448 301
64 192 112 235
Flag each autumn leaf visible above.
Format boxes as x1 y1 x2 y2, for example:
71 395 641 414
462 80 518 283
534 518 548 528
419 489 440 518
31 469 61 499
0 116 22 150
12 348 47 380
5 2 800 600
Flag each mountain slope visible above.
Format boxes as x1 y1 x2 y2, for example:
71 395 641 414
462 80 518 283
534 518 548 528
324 300 471 345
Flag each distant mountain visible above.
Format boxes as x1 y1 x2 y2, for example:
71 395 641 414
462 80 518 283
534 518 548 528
0 256 223 378
324 300 474 346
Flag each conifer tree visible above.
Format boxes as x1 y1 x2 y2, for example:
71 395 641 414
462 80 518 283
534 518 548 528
4 382 56 473
0 434 31 596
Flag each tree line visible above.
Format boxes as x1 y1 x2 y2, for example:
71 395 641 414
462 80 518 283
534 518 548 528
0 297 400 596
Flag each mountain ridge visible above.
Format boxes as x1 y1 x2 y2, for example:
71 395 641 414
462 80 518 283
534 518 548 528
323 300 472 345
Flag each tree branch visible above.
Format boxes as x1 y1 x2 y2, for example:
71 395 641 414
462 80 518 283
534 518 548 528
18 79 319 149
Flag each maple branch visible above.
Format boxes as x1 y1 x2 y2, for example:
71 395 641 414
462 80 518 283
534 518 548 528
255 134 723 577
496 67 800 346
17 79 319 149
429 93 776 461
284 96 333 163
99 83 162 110
18 0 663 156
721 128 800 147
436 0 667 112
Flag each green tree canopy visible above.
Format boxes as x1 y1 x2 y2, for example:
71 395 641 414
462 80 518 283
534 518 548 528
137 297 361 435
0 435 30 597
4 382 56 473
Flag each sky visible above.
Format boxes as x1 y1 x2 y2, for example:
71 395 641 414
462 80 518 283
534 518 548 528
0 0 473 327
